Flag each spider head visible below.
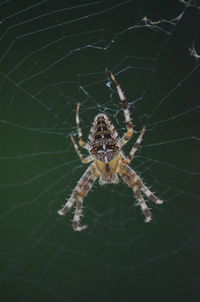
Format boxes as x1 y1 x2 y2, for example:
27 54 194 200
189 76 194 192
89 114 120 162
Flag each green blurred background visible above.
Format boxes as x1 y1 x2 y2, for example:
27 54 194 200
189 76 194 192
0 1 200 301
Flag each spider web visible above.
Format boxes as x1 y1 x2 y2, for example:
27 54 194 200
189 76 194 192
0 0 200 301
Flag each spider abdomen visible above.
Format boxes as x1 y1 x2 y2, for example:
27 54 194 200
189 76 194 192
89 114 120 162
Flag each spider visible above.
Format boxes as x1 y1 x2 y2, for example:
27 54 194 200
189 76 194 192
58 73 163 231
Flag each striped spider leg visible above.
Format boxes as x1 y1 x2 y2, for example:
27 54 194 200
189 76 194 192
120 162 163 222
58 164 98 231
58 105 96 231
111 72 163 221
110 72 134 146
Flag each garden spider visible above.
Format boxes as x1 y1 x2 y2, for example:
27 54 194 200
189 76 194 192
58 73 163 231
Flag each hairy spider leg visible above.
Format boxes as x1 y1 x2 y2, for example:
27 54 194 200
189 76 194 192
76 103 90 150
110 73 134 146
58 164 98 231
70 135 93 164
120 164 154 222
141 185 163 205
125 126 146 163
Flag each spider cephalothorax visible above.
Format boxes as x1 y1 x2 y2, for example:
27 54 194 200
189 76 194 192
58 73 163 231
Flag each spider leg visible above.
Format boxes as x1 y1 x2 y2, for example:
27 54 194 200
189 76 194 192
125 126 146 163
110 73 134 146
141 185 163 205
72 196 88 231
70 135 93 164
58 164 98 231
76 103 90 150
120 164 162 222
133 187 152 222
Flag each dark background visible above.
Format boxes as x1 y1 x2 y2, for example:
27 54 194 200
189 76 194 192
0 1 200 301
